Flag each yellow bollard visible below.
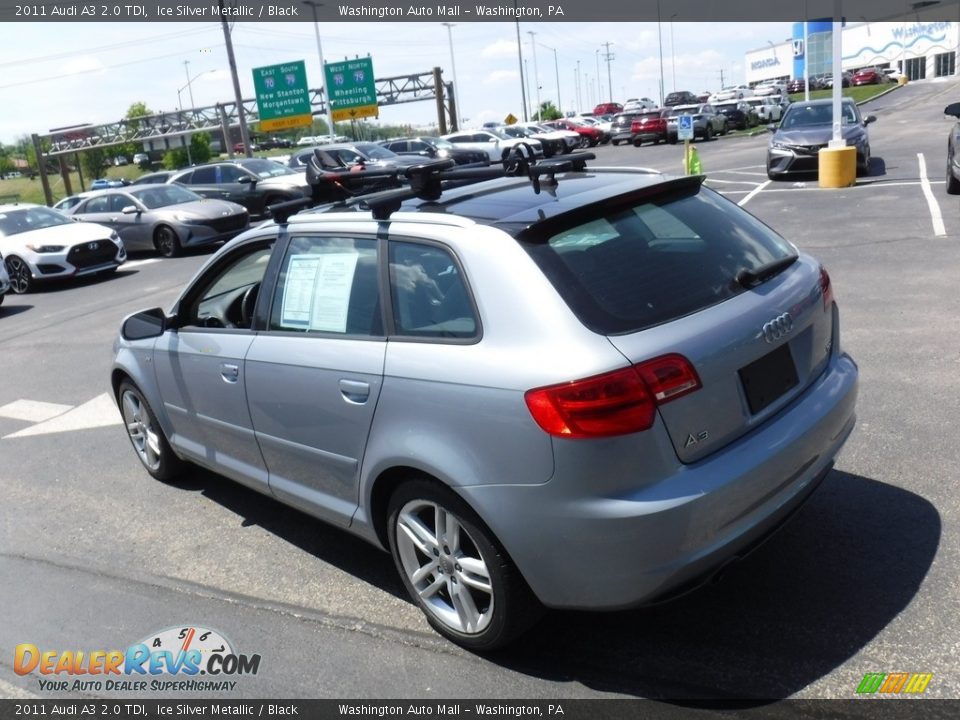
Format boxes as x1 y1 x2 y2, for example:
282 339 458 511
818 146 857 188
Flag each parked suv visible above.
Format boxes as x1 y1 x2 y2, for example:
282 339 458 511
112 156 858 651
664 90 699 107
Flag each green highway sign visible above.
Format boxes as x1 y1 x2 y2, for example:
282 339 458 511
252 61 313 132
324 57 379 121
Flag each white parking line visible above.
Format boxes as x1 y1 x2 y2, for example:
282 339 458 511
917 153 947 237
3 393 121 439
123 258 161 269
738 180 771 207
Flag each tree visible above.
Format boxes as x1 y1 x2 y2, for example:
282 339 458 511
80 148 109 180
535 101 563 122
162 133 212 170
120 102 153 160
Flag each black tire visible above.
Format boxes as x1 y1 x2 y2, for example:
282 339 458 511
117 380 185 482
947 150 960 194
857 146 871 177
633 138 643 148
0 293 4 306
611 139 621 146
720 121 728 136
578 135 591 149
387 478 542 651
154 225 181 258
704 125 714 142
5 256 32 294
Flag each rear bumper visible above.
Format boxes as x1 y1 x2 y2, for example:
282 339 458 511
461 352 858 610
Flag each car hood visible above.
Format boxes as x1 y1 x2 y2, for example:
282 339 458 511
155 199 247 220
772 124 865 146
0 220 116 250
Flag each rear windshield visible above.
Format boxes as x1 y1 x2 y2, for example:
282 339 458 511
519 185 796 334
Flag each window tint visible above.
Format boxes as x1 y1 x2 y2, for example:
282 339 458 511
520 185 795 335
220 165 246 182
269 236 381 336
82 196 111 213
389 242 477 339
187 245 273 329
190 167 217 184
109 194 130 212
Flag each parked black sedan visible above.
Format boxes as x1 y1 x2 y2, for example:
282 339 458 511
715 101 758 131
168 159 311 220
380 136 488 165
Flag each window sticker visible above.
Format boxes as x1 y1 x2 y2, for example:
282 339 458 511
280 252 359 332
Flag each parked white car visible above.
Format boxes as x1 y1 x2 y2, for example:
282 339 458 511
0 251 10 305
714 85 755 102
441 129 544 162
746 97 785 123
0 204 125 293
754 83 787 98
623 97 658 112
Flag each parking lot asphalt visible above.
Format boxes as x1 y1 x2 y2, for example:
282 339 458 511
2 79 960 701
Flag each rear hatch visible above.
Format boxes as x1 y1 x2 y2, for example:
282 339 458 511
518 177 834 463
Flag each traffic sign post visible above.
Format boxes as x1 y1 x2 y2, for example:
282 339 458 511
325 57 379 122
678 115 694 175
252 61 314 133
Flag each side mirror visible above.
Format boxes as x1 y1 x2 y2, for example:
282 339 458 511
121 205 139 215
945 102 960 118
238 176 254 185
121 308 170 341
864 115 877 125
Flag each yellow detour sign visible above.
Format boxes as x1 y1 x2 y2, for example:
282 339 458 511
504 113 518 125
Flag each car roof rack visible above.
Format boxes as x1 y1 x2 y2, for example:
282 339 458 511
314 145 597 221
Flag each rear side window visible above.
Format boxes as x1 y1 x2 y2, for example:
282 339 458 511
520 186 795 335
269 236 382 336
389 242 477 339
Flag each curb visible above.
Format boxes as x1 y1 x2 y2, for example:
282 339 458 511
856 83 901 106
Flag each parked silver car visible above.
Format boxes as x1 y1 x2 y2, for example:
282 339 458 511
71 184 249 257
112 158 858 651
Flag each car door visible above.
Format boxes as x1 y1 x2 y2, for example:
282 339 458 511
244 233 386 527
153 240 276 492
104 192 153 251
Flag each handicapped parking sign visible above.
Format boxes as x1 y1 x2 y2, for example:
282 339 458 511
678 115 694 141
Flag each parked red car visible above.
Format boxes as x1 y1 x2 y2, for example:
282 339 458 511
630 110 670 146
543 119 604 147
592 102 623 115
852 67 885 86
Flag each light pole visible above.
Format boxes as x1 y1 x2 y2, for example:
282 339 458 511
670 14 677 92
441 22 460 129
539 43 561 118
528 31 541 119
177 69 216 164
302 1 337 141
183 60 197 109
514 8 527 121
575 59 581 113
656 0 665 107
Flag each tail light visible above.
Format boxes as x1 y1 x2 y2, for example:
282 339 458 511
524 354 701 439
819 264 834 310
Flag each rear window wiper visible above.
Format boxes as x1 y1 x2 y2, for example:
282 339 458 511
735 254 799 289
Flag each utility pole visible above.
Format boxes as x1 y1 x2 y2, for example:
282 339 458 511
575 59 581 113
183 60 196 108
718 68 726 88
602 42 615 102
219 0 251 158
514 10 527 121
528 31 541 119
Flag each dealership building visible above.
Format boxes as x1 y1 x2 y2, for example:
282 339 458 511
746 19 957 85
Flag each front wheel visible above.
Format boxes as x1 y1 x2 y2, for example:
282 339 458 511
578 135 591 149
154 225 181 258
703 125 714 142
118 380 184 482
5 256 32 294
947 151 960 194
387 479 541 651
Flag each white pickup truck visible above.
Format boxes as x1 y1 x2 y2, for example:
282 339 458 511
745 96 786 123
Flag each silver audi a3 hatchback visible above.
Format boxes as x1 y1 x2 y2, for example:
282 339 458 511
111 157 858 650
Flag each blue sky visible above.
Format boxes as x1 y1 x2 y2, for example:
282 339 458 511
0 21 792 143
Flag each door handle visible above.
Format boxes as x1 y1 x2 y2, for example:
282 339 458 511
339 379 370 404
220 363 240 384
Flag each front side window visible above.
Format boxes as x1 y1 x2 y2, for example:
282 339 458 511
185 245 273 329
269 236 381 336
389 242 477 339
189 167 217 184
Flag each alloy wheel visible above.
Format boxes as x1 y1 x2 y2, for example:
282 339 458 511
121 390 162 472
395 499 494 635
6 257 31 294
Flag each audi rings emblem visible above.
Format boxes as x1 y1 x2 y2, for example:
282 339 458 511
762 313 793 343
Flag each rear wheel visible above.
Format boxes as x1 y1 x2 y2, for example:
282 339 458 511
578 135 591 149
154 225 181 258
704 125 714 142
5 256 32 294
387 479 541 651
118 380 184 482
947 149 960 194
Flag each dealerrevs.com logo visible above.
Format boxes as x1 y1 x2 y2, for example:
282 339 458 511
856 672 933 696
15 625 261 693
